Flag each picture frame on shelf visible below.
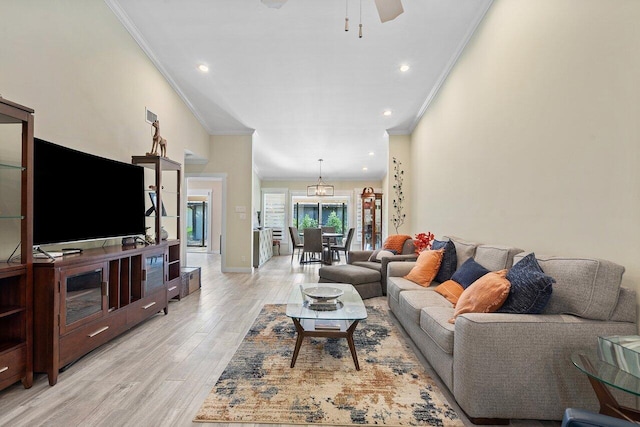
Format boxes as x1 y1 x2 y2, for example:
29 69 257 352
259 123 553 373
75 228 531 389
145 192 167 216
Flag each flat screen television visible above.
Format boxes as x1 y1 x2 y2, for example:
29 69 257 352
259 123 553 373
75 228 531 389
33 138 146 246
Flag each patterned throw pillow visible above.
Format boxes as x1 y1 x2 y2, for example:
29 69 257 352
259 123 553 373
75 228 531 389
450 257 490 289
498 252 555 314
403 249 444 287
448 270 511 323
431 239 457 283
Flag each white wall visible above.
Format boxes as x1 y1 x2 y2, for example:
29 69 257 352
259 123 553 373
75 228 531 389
410 0 640 299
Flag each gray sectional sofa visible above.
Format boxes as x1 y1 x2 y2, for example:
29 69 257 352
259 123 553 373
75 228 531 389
386 235 637 423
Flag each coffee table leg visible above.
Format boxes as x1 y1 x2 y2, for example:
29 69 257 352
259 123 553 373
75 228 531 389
291 318 305 368
346 320 360 370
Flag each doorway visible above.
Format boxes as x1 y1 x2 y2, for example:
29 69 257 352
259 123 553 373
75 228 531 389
187 200 207 247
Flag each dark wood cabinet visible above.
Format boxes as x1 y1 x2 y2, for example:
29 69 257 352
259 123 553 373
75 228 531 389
131 155 182 302
33 244 168 385
0 98 34 391
360 187 383 250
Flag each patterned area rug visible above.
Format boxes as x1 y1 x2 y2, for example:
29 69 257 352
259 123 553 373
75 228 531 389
194 304 463 426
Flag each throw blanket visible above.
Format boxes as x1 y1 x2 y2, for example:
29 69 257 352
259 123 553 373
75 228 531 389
383 234 413 253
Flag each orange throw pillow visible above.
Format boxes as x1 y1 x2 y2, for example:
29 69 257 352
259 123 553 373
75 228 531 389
383 234 412 254
448 270 511 324
403 249 444 287
434 280 465 306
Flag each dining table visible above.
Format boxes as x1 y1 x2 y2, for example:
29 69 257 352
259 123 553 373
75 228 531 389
298 230 344 264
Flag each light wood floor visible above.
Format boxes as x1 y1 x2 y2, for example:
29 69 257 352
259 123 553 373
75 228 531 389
0 253 559 427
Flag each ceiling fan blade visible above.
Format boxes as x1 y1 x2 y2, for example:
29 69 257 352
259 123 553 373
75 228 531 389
374 0 404 23
261 0 288 9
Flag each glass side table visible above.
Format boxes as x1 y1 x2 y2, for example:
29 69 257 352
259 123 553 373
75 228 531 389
571 351 640 422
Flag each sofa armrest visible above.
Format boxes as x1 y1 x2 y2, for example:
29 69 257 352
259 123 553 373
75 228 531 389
379 254 418 294
453 313 637 419
347 250 373 264
388 261 416 278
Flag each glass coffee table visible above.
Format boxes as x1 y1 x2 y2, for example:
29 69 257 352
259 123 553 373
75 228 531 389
286 283 367 370
571 350 640 421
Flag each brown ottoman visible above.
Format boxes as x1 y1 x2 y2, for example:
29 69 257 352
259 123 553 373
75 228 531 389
318 264 382 299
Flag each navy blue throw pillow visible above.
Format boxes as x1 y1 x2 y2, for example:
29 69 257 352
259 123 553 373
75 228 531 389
450 257 490 289
498 252 555 314
431 239 457 283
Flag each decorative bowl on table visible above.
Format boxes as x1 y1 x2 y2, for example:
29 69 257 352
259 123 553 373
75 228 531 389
303 286 344 301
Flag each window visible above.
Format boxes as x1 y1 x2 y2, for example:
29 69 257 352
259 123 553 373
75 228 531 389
292 196 349 234
262 191 286 243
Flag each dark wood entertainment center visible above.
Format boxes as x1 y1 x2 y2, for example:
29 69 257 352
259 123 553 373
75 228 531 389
0 96 184 388
33 243 172 386
32 154 183 386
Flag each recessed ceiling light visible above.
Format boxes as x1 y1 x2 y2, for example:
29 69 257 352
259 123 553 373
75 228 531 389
383 110 392 116
197 64 209 72
362 167 368 171
400 64 410 72
368 152 375 156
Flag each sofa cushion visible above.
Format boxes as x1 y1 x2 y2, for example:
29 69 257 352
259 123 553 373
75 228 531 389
434 280 465 306
431 239 457 283
399 289 451 325
451 257 490 289
444 236 479 269
404 249 444 287
498 252 554 314
387 276 429 303
351 260 382 273
317 264 381 285
513 253 624 321
420 306 456 355
475 244 523 271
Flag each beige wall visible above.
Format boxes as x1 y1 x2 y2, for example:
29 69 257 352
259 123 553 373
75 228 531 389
411 1 640 298
0 1 209 163
0 1 210 255
388 135 412 237
187 135 253 272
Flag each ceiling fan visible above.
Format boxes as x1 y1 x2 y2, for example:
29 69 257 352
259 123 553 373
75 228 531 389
260 0 404 23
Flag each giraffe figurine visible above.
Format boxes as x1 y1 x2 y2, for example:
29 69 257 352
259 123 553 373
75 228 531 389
148 120 168 157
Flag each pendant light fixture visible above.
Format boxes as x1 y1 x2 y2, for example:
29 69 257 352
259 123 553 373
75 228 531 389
307 159 334 197
345 0 349 31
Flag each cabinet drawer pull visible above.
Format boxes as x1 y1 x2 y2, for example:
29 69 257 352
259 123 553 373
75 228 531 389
142 302 156 310
88 326 109 338
0 367 8 374
168 286 177 292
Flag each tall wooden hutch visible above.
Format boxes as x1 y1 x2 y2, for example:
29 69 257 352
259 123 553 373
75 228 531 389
360 187 383 250
0 97 34 391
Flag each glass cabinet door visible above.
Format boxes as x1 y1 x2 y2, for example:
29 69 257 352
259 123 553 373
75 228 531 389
144 252 165 295
360 188 383 250
60 262 108 334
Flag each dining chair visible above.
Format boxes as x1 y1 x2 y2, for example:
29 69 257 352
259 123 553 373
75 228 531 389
288 226 304 263
301 228 324 264
331 227 355 262
321 225 337 246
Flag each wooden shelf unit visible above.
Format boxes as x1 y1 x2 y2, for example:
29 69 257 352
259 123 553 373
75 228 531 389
0 98 34 391
33 244 169 386
131 155 182 302
360 187 383 250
